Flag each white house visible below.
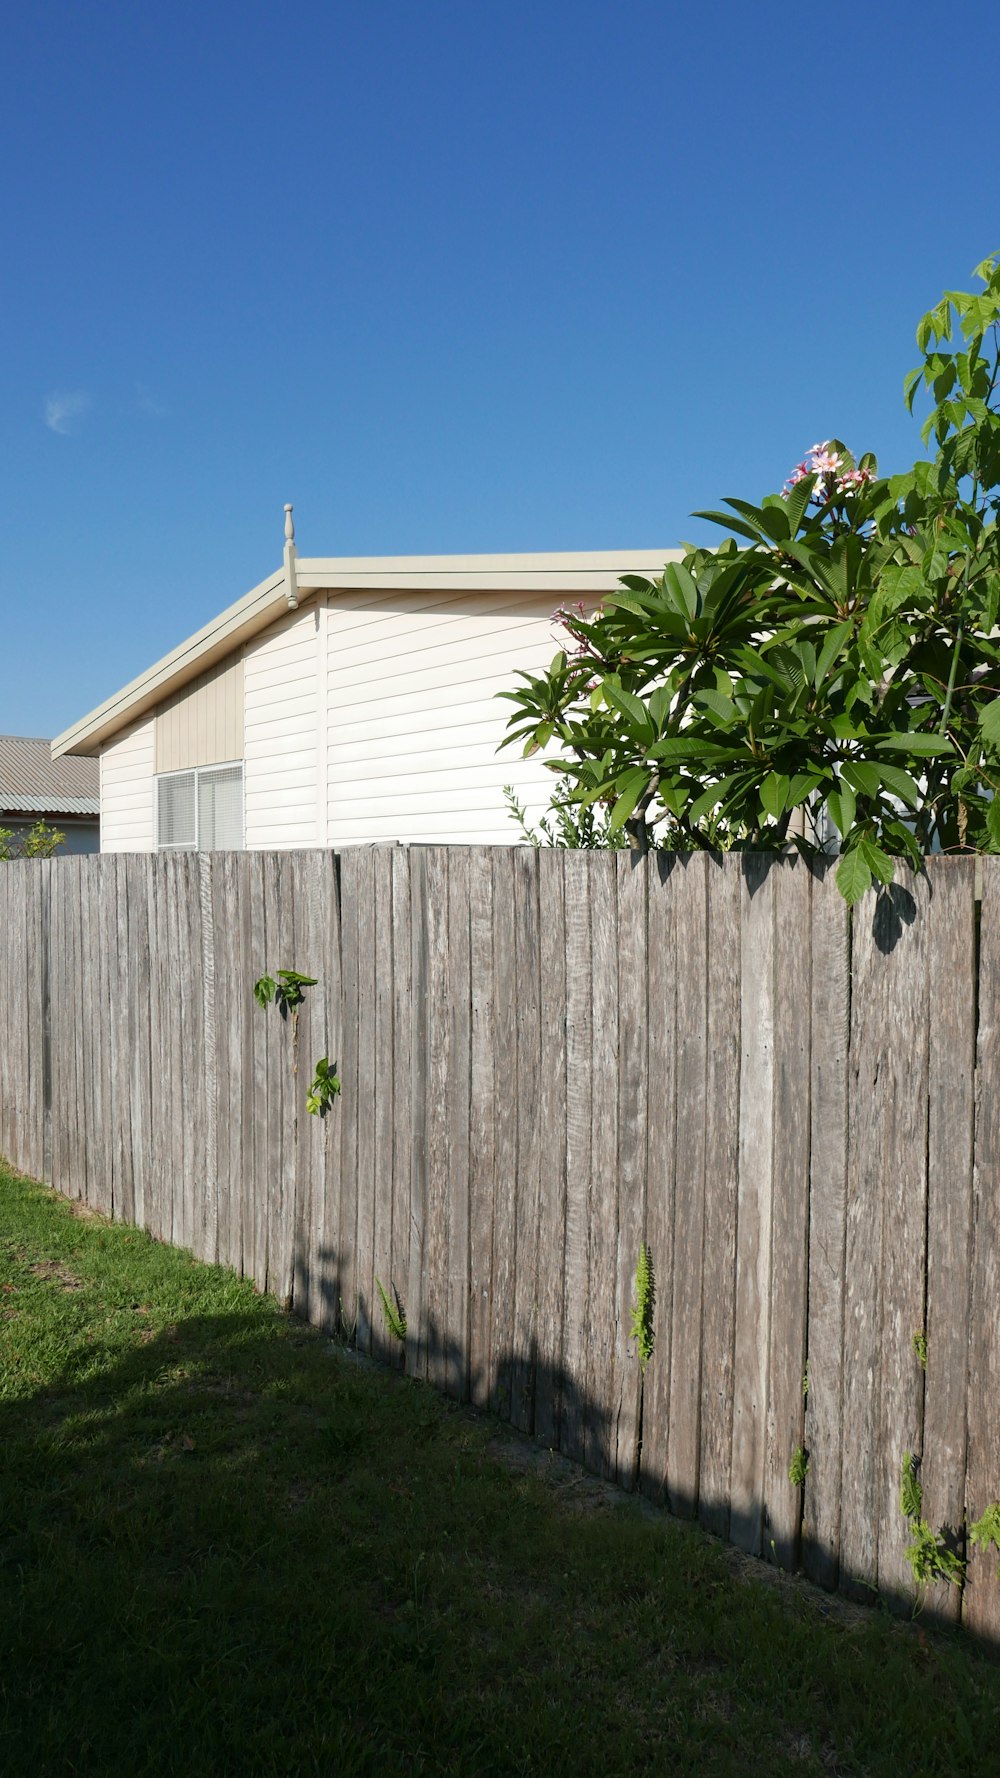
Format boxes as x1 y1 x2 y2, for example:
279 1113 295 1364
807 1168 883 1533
52 513 678 852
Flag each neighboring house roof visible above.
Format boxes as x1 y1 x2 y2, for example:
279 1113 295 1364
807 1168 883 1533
0 734 100 815
52 544 679 759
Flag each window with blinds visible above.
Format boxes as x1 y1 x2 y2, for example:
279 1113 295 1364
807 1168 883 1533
156 763 244 851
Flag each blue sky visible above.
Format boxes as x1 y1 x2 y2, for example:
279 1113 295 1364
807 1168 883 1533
2 0 997 736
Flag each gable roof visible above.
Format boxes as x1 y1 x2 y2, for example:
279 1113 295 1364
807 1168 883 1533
0 735 99 815
52 548 680 759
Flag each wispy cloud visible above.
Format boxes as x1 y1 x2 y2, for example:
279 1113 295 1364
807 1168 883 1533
45 390 91 436
136 382 168 418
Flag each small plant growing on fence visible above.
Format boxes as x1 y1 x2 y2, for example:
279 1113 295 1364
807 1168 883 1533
375 1276 407 1343
630 1243 655 1373
788 1446 809 1488
969 1502 1000 1575
306 1056 342 1117
899 1452 965 1590
253 968 318 1016
912 1330 928 1371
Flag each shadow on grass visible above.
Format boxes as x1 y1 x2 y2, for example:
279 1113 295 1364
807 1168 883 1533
1 1193 998 1778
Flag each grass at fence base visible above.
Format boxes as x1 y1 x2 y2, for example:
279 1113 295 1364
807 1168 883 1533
1 1167 996 1778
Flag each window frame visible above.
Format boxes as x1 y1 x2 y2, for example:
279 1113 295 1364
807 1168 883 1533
154 760 245 852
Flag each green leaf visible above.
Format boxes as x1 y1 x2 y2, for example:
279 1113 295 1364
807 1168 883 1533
858 838 895 886
760 773 789 819
814 620 853 687
837 848 872 905
842 761 883 800
607 768 653 834
827 784 856 837
875 733 955 758
603 680 655 743
987 796 1000 850
980 698 1000 745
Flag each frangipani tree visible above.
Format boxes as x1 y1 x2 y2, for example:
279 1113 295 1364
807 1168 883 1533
500 254 1000 902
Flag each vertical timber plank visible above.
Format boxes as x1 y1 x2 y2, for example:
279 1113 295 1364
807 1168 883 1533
640 856 677 1503
467 848 495 1409
588 854 619 1477
446 849 472 1401
370 849 396 1365
511 848 541 1432
423 849 450 1391
802 860 850 1591
337 849 361 1337
389 849 412 1368
730 855 776 1554
667 852 708 1518
922 858 976 1625
765 858 812 1570
698 856 741 1539
534 850 567 1448
965 859 1000 1640
874 866 930 1609
354 848 377 1352
405 849 429 1380
489 848 518 1420
614 852 647 1489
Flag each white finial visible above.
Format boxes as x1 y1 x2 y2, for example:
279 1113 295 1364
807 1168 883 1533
283 503 299 609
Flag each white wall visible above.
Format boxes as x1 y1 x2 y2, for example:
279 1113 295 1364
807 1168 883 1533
244 604 321 849
100 716 156 852
325 588 571 845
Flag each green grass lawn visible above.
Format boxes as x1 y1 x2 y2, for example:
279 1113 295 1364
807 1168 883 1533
1 1165 997 1777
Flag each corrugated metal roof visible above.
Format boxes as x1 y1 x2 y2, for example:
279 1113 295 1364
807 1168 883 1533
0 735 99 816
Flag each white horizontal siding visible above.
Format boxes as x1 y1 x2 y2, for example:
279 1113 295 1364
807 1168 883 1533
243 605 321 849
100 716 155 851
327 589 579 845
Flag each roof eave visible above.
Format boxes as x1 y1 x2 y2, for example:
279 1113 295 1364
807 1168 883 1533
52 549 682 760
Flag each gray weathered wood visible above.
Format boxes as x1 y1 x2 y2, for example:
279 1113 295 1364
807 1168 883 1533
511 847 541 1432
559 851 592 1464
405 848 429 1380
422 849 451 1392
370 848 396 1366
765 857 811 1570
640 855 677 1503
389 848 411 1369
587 855 619 1478
698 856 741 1540
467 848 496 1409
446 850 472 1400
667 852 709 1519
613 852 647 1488
534 850 567 1447
873 865 929 1610
489 848 518 1421
965 859 1000 1641
730 855 775 1554
921 859 975 1625
801 859 850 1591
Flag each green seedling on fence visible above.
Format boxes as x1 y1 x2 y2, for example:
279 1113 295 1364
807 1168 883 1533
968 1503 1000 1576
899 1452 965 1590
788 1446 809 1488
375 1276 407 1343
912 1330 928 1371
253 968 318 1016
306 1056 342 1117
630 1243 655 1374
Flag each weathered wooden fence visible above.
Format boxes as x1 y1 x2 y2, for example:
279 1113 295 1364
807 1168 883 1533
0 849 997 1636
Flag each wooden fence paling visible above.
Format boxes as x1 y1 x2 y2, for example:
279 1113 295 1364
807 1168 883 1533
922 860 976 1624
666 853 709 1519
802 862 850 1590
3 849 1000 1638
640 857 677 1505
966 863 1000 1640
